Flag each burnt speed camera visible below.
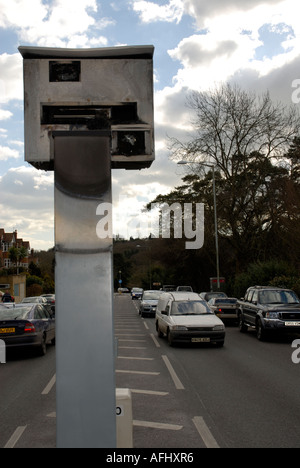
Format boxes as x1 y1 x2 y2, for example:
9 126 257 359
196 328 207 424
19 46 155 170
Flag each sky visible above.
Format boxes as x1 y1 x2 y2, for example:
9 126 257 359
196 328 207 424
0 0 300 250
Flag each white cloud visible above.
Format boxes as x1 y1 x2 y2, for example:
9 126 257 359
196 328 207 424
0 166 54 199
9 140 24 147
0 54 23 104
0 0 48 30
0 0 105 48
112 176 173 238
166 1 300 93
184 0 289 27
0 129 8 137
0 145 20 161
0 166 54 250
131 0 184 23
151 0 300 133
0 109 13 120
168 32 261 91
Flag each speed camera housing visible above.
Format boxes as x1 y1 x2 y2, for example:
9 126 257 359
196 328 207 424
19 46 155 170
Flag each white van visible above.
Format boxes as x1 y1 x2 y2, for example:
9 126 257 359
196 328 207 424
156 292 225 347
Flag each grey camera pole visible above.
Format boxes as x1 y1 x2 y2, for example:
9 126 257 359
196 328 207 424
54 132 116 448
19 45 155 449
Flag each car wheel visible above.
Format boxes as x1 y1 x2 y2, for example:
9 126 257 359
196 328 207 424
167 329 174 347
38 334 47 356
239 314 248 333
256 319 267 341
156 322 164 338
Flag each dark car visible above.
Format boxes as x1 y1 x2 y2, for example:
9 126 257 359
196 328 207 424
200 292 228 302
238 286 300 341
131 288 143 300
41 294 56 305
0 303 55 356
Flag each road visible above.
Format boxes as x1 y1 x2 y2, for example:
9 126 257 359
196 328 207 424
0 345 56 448
1 294 300 448
115 295 300 448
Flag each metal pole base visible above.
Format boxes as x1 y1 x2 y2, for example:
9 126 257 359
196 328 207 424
54 134 116 448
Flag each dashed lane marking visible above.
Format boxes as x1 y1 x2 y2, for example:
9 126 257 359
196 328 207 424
130 389 169 396
116 370 160 376
4 426 27 449
133 420 182 431
117 356 154 361
150 333 161 348
162 355 185 390
41 374 56 395
192 416 220 449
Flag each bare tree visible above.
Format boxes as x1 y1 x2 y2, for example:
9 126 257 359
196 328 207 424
167 83 300 270
170 83 300 179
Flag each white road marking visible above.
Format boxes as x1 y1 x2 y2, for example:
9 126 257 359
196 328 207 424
118 356 154 361
192 416 220 449
130 389 169 396
118 339 146 342
116 370 160 376
42 374 56 395
133 420 182 431
118 346 147 350
4 426 27 448
150 333 161 348
115 334 146 336
162 355 185 390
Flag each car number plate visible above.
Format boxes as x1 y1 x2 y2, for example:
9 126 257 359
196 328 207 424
192 338 210 343
0 328 15 334
285 322 300 327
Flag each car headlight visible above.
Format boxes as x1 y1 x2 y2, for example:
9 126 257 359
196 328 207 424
213 325 225 331
265 312 279 319
171 326 189 331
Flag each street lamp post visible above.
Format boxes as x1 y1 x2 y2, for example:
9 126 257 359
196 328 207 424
178 161 220 290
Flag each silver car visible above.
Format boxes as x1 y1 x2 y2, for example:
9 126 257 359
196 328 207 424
156 292 225 347
139 290 162 318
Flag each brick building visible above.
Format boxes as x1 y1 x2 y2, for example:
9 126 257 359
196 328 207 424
0 229 31 270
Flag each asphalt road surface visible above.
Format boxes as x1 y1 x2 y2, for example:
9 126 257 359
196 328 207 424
1 294 300 448
115 294 300 449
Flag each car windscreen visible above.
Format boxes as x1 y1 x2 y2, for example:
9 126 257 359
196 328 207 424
206 293 227 301
215 299 237 304
259 290 300 305
143 292 161 300
0 307 32 320
171 301 213 316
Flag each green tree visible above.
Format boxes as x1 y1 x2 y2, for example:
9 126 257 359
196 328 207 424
8 246 28 274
